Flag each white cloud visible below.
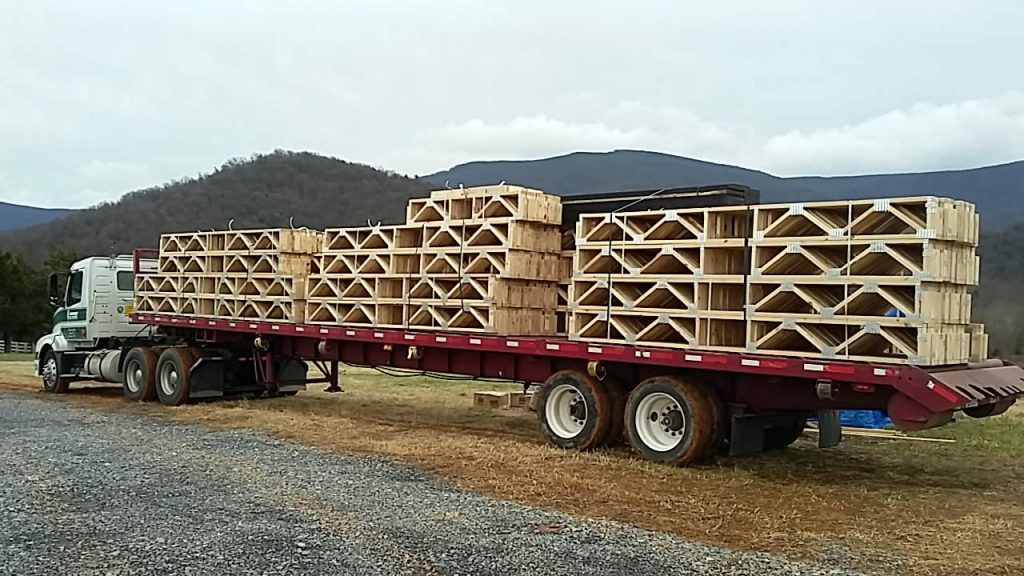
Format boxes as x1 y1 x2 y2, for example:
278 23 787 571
1 1 1023 207
761 93 1024 175
387 92 1024 177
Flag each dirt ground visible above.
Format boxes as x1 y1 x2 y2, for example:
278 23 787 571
1 361 1021 575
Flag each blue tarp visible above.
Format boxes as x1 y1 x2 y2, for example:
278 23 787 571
840 410 891 429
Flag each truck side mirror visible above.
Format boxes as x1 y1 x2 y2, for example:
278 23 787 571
47 272 66 308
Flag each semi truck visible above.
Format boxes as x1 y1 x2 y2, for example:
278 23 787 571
32 186 1024 466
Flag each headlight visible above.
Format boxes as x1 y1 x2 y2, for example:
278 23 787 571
61 327 88 340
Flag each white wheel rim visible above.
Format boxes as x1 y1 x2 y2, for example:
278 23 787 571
634 392 685 452
159 362 179 397
42 358 57 388
125 359 143 393
545 383 587 439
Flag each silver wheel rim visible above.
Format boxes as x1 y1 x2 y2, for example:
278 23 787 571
125 359 143 394
545 383 587 439
159 361 179 397
42 358 57 388
635 392 685 452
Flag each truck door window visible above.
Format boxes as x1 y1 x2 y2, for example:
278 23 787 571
117 271 134 291
66 271 84 307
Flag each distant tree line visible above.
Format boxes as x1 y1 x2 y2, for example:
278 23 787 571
0 248 78 350
0 150 433 262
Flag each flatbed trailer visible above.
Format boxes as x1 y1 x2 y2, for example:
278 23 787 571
128 301 1024 464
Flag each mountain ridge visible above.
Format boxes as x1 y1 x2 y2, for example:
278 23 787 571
425 150 1024 228
0 151 432 262
0 200 74 233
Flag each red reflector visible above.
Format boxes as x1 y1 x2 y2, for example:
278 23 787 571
824 364 857 375
930 382 961 404
764 360 788 369
852 383 875 393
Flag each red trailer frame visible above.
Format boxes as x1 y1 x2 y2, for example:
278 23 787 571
131 310 1024 429
129 242 1024 462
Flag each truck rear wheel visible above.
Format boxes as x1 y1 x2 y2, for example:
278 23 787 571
156 348 193 406
538 370 613 451
41 351 70 394
123 347 158 402
625 375 716 466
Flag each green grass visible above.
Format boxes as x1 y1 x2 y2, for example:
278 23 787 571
0 353 32 362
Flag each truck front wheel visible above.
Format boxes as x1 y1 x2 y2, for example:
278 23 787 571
123 347 158 402
41 351 70 394
156 348 193 406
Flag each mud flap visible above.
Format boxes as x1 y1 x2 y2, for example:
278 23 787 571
189 358 225 399
277 359 308 394
815 409 842 448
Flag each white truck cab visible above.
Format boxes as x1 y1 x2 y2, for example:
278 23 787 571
34 255 156 392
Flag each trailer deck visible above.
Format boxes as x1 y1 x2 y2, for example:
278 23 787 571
134 311 1024 433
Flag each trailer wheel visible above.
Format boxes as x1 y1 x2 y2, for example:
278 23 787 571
156 348 193 406
625 375 716 466
763 418 806 450
41 351 70 394
538 370 613 451
122 347 158 402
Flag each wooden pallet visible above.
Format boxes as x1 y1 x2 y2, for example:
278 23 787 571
746 281 972 325
570 307 748 349
576 206 752 245
752 197 979 245
408 184 562 225
160 229 324 255
745 319 971 365
750 238 979 286
421 220 561 253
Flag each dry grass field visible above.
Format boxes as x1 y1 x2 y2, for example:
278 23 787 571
1 361 1022 575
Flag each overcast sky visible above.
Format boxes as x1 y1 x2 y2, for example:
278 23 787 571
2 0 1022 208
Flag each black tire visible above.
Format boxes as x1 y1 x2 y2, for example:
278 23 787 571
624 375 716 466
703 382 729 457
156 348 193 406
603 379 627 447
41 350 70 394
122 347 159 402
763 418 807 450
537 370 613 451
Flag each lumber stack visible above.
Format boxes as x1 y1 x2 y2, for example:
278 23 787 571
570 205 752 349
134 229 322 322
747 197 981 364
304 185 564 335
569 197 984 365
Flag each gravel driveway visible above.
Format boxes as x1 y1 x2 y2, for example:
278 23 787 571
0 391 861 575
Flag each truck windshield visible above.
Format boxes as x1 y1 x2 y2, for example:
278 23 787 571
66 271 83 306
